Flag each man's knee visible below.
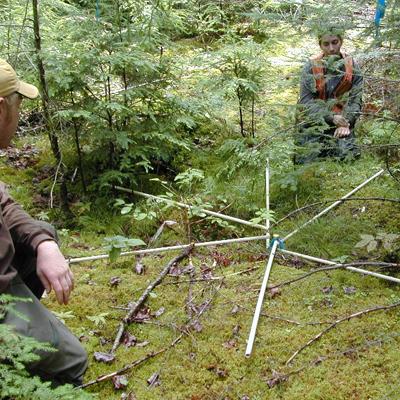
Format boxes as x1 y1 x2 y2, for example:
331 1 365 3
3 278 88 386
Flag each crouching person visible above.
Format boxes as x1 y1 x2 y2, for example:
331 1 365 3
0 58 87 386
294 27 363 164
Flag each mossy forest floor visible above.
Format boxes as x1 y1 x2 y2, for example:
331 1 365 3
3 145 400 399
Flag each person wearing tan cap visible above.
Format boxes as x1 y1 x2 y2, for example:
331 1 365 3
0 59 87 386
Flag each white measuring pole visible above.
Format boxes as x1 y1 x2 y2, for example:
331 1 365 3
279 248 400 284
265 159 271 249
68 234 269 265
245 239 279 357
114 186 267 231
283 169 385 242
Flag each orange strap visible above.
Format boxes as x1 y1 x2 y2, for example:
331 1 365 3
310 52 353 113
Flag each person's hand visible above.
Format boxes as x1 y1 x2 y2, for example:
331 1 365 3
36 240 74 305
333 114 349 128
334 127 351 138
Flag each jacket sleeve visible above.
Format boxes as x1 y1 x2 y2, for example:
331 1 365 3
298 61 334 125
0 182 56 256
342 60 363 126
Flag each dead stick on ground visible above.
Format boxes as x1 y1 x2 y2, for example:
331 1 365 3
79 336 182 389
269 262 400 290
161 266 259 286
273 197 400 227
186 256 195 320
286 301 400 365
111 244 194 354
267 335 395 388
79 280 223 389
135 220 177 272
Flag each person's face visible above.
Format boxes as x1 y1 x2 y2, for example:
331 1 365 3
0 94 22 148
319 35 342 57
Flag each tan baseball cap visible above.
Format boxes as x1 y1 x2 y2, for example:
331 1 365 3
0 58 39 99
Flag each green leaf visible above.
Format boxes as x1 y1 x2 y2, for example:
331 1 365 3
367 240 378 253
121 205 133 215
109 247 121 263
355 234 375 248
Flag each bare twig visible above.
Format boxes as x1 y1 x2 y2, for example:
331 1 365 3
79 336 182 389
186 256 196 320
50 156 62 209
267 334 398 388
269 262 400 291
286 301 400 365
80 280 223 389
273 197 400 228
161 266 259 286
111 245 194 354
134 220 177 272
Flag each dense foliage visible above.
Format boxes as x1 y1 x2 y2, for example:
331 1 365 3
0 0 397 213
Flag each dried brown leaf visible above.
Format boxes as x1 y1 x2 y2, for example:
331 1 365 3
112 375 129 390
136 340 150 348
268 287 281 299
121 332 137 348
121 392 137 400
153 307 165 318
231 305 240 315
223 339 237 349
147 372 160 387
266 370 288 388
93 351 115 364
135 258 145 275
132 307 151 322
109 276 122 287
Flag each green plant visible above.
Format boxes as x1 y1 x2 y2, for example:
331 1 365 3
86 312 110 328
355 232 400 253
249 208 276 225
0 295 92 399
214 38 265 137
103 235 146 262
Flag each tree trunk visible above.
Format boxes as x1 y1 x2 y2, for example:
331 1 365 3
32 0 71 216
70 92 87 194
236 87 245 137
251 94 255 138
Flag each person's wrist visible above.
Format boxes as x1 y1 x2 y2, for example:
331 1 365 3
37 240 58 254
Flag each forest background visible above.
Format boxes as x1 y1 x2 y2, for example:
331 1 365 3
1 0 400 399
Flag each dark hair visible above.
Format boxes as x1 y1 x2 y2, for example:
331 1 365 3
317 26 344 44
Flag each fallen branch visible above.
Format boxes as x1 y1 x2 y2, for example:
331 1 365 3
79 336 182 389
278 249 400 284
160 266 259 286
134 220 177 273
218 292 312 326
80 280 223 389
111 245 194 354
286 301 400 365
269 261 400 290
267 333 398 388
186 256 196 320
283 169 385 241
273 197 400 227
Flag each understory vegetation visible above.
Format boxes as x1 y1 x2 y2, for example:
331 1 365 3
1 0 400 399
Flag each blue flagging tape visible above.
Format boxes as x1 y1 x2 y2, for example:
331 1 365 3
374 0 386 27
270 237 285 250
96 0 100 21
